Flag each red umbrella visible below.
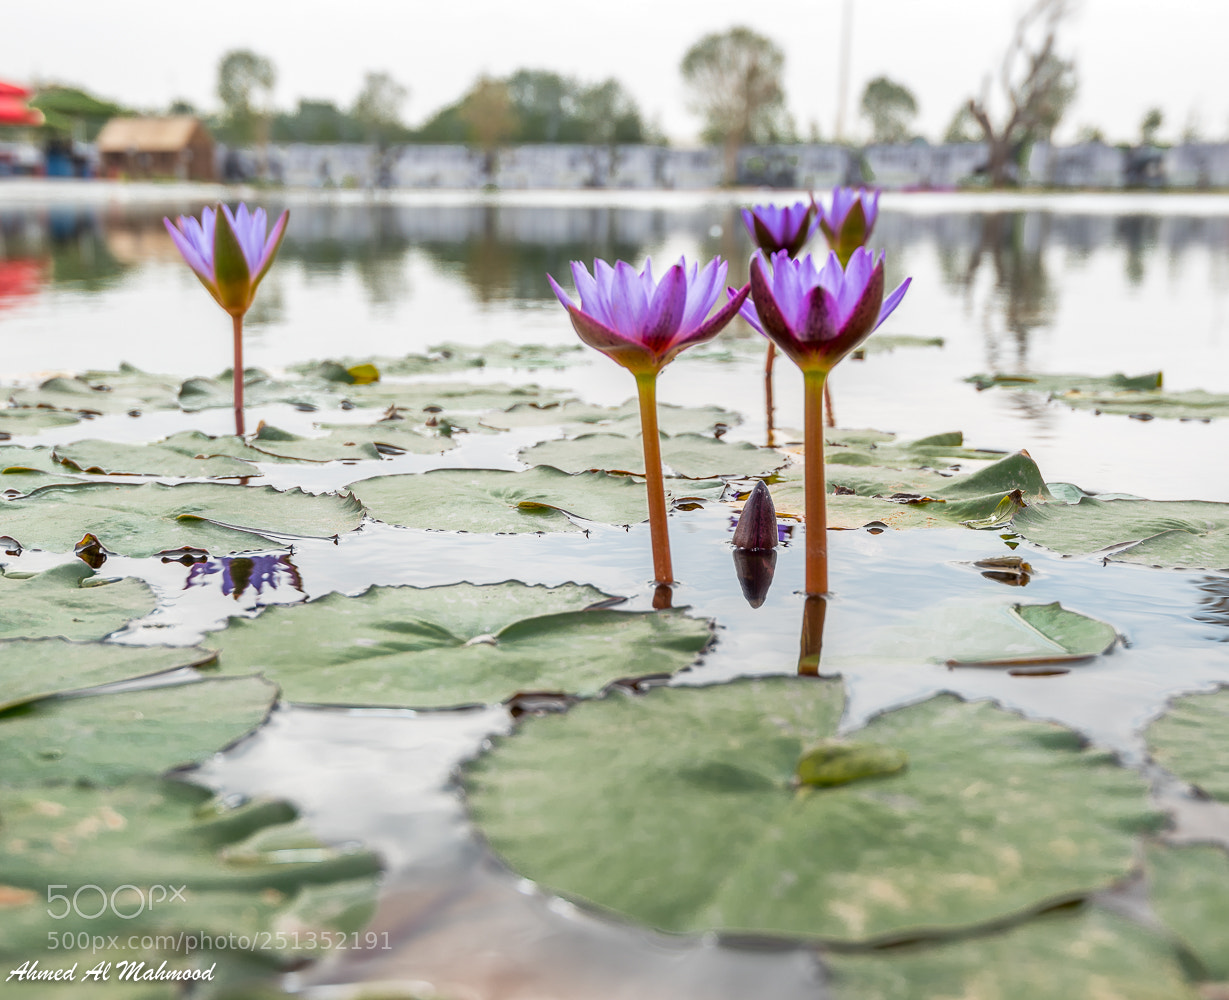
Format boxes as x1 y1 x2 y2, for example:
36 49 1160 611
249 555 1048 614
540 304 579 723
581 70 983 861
0 80 43 126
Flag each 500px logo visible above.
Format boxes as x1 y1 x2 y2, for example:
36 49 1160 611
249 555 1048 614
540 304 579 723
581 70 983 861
46 885 188 920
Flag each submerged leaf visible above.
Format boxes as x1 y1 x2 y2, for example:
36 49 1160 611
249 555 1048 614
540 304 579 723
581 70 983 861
0 562 155 641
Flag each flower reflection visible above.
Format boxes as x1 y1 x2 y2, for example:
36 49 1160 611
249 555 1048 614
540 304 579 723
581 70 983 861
185 553 303 602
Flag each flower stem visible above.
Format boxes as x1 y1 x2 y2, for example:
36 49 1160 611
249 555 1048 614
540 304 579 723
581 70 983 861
634 371 674 586
798 593 828 675
232 314 245 437
803 368 829 596
764 342 776 448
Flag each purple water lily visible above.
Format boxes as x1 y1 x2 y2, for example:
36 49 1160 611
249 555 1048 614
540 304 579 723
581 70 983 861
744 246 910 596
548 257 750 588
819 187 880 266
549 257 748 375
164 203 288 436
746 248 910 373
741 201 819 257
165 203 288 317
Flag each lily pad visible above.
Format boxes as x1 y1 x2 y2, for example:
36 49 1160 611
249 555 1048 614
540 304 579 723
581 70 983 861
1012 498 1229 570
769 450 1049 529
177 367 320 412
1 445 87 491
7 365 184 415
0 407 83 435
0 675 277 787
295 341 585 378
966 371 1229 421
826 905 1199 999
0 778 381 969
520 433 787 479
0 481 365 557
486 399 741 437
0 562 155 641
206 581 712 707
53 438 260 478
465 678 1158 943
0 638 217 712
349 466 687 533
333 379 568 414
1145 687 1229 801
851 333 946 358
1145 843 1229 983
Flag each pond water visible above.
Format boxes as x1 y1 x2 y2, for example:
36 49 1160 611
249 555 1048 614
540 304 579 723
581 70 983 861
1 186 1227 998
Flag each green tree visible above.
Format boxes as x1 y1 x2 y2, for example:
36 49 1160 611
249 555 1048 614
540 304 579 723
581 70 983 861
1140 108 1163 145
352 71 409 147
681 26 787 184
506 69 574 141
859 76 918 144
943 104 981 144
459 76 518 181
216 49 276 145
576 79 644 145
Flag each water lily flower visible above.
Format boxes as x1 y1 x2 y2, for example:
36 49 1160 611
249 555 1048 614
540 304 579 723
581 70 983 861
745 247 910 595
819 186 880 267
549 258 749 586
741 201 819 257
548 258 748 376
747 248 910 374
164 203 288 435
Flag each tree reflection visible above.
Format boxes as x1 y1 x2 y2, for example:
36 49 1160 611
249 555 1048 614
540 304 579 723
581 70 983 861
1114 214 1158 287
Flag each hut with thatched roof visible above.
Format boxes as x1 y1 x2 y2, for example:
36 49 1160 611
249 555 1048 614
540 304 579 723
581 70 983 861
96 116 215 181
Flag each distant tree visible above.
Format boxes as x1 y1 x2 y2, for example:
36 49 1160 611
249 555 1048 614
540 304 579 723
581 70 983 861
168 99 197 116
859 76 918 144
681 26 787 184
964 0 1077 186
943 105 981 144
29 86 128 140
216 49 276 145
1181 110 1203 144
272 99 363 143
576 79 644 144
459 76 518 180
1139 107 1163 145
1076 123 1105 143
506 69 574 141
352 71 409 147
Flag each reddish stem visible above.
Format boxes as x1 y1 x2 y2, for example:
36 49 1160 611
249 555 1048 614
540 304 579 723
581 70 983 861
232 313 245 437
764 341 777 448
635 372 674 586
804 369 830 596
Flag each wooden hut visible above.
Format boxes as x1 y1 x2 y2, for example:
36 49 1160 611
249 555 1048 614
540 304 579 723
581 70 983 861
96 116 215 181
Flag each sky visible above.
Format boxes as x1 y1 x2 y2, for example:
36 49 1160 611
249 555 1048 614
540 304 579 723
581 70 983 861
2 0 1226 145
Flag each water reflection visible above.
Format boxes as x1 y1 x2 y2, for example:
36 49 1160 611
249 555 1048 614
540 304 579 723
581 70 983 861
185 552 305 603
1193 575 1229 638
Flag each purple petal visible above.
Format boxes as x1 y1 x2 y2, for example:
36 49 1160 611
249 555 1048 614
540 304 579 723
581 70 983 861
680 257 724 331
163 217 213 280
800 286 838 345
875 276 912 330
749 256 795 345
732 286 763 334
836 248 874 324
682 281 748 348
547 272 577 310
644 262 688 346
838 258 885 341
610 260 648 336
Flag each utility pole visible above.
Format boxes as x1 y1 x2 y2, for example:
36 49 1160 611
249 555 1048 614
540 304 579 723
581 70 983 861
834 0 853 142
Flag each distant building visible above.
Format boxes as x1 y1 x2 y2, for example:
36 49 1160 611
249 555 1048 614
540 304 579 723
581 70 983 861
96 116 215 181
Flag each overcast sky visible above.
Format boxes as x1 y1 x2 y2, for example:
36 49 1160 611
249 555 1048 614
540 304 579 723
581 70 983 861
2 0 1225 145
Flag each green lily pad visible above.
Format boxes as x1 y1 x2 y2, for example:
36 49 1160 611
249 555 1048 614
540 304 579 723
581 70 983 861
53 439 260 478
519 433 786 479
1145 687 1229 801
0 638 217 712
0 407 83 435
177 368 319 412
769 450 1048 530
0 562 155 641
967 372 1165 393
333 379 568 414
966 370 1229 421
1 445 87 491
8 365 184 415
1012 498 1229 570
843 599 1119 668
295 341 585 378
486 399 740 437
0 481 365 557
826 905 1199 999
1146 843 1229 983
349 466 683 533
206 581 712 707
0 675 277 787
465 678 1158 943
851 334 946 357
251 422 455 461
0 778 381 969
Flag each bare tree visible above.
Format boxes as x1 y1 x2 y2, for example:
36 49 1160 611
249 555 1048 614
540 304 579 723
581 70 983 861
966 0 1077 187
681 26 787 185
